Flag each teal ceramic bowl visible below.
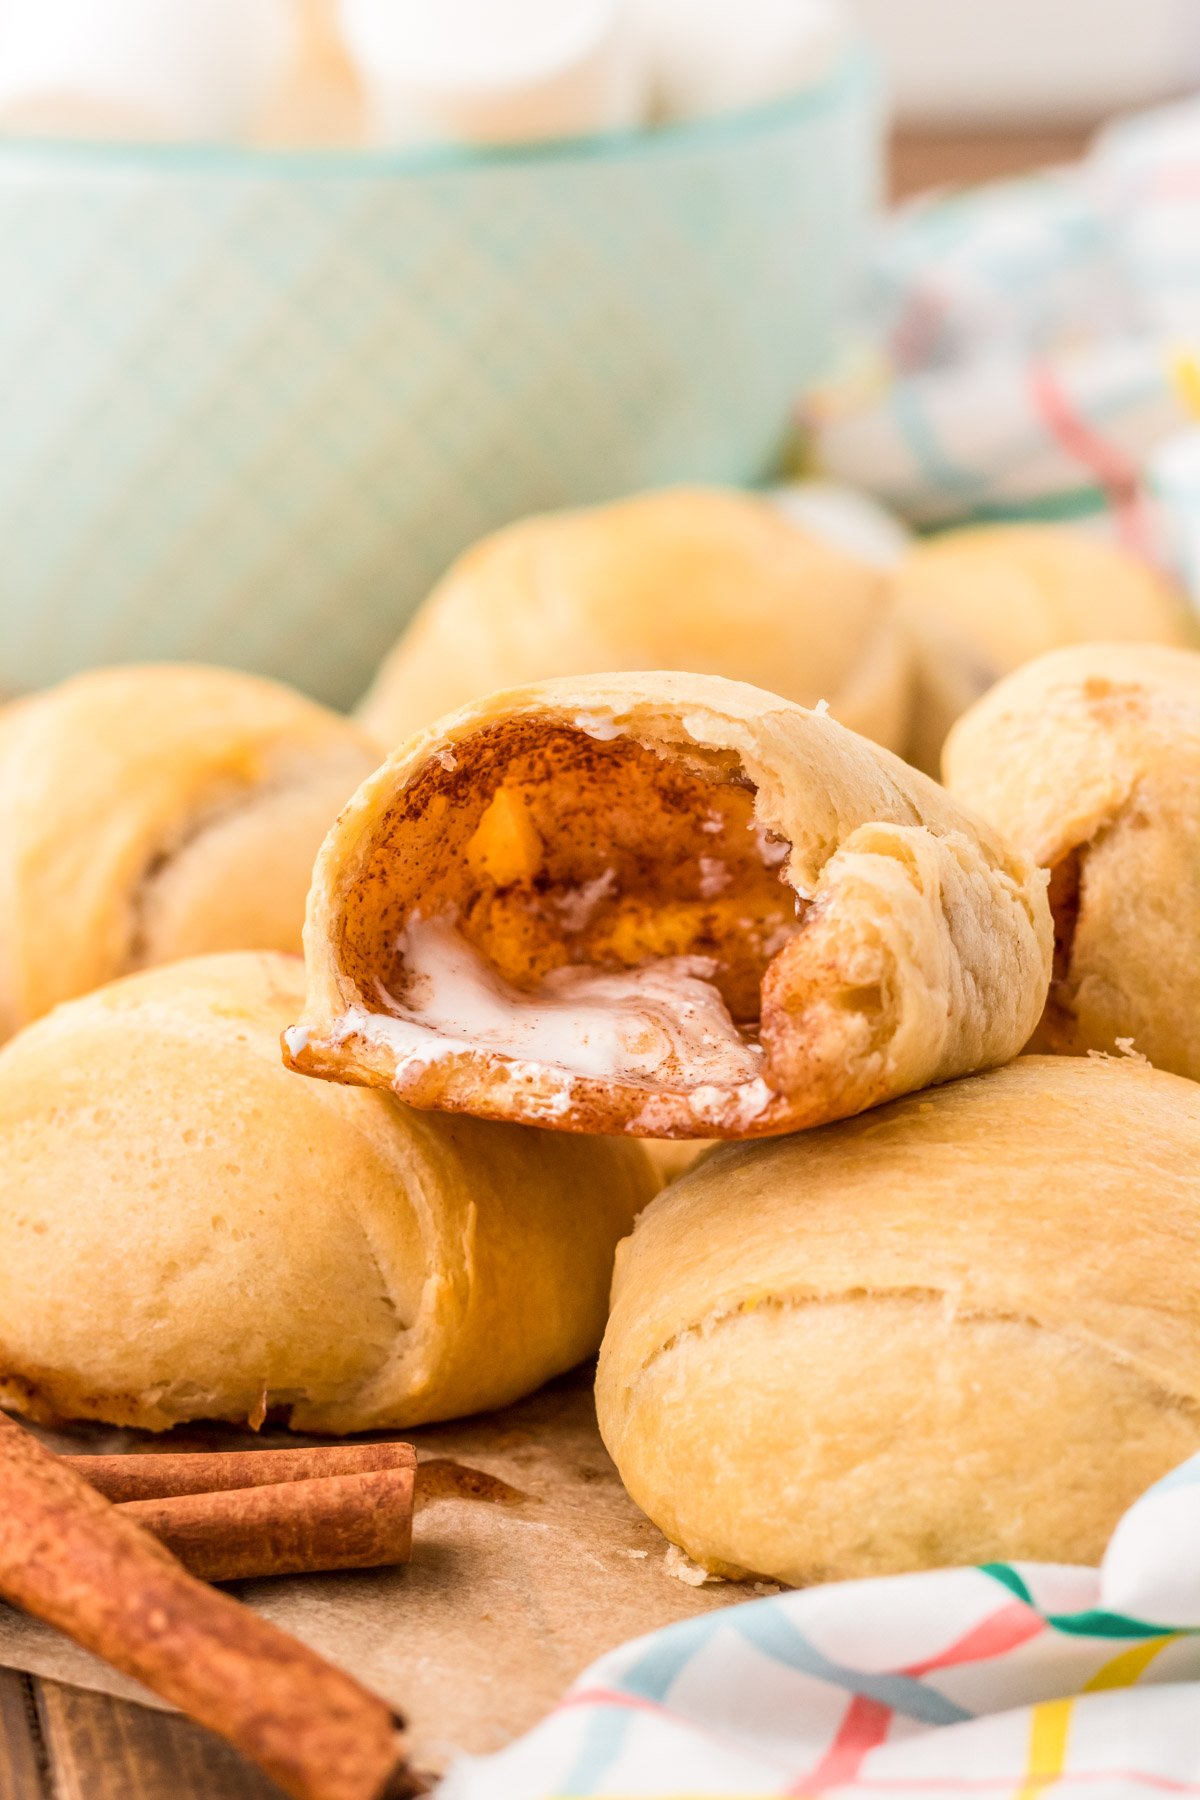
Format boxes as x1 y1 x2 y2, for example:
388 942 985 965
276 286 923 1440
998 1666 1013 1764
0 53 880 709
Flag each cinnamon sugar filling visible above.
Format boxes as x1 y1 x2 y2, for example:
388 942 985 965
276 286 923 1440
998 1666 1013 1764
330 720 803 1125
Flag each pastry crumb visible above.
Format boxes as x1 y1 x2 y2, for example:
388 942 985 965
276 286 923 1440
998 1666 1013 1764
664 1544 724 1586
622 1548 650 1560
1088 1038 1150 1066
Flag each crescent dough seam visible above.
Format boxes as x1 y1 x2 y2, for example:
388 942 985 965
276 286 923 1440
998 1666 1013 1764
620 1287 1200 1417
270 1067 479 1418
125 752 361 970
126 772 272 965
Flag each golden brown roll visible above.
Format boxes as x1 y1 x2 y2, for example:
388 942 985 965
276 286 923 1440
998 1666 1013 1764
944 641 1200 1076
0 953 654 1433
0 664 377 1041
894 523 1193 774
597 1055 1200 1585
356 487 913 754
638 1140 711 1187
286 672 1051 1139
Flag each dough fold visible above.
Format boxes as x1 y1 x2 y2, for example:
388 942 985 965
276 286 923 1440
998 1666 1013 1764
596 1056 1200 1584
945 642 1200 1076
0 664 377 1041
288 672 1051 1138
0 953 654 1433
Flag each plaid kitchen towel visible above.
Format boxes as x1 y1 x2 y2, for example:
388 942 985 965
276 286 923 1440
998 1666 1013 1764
441 1453 1200 1797
807 92 1200 601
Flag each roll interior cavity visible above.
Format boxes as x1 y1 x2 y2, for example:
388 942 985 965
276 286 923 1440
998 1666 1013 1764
288 673 1053 1139
314 714 793 1134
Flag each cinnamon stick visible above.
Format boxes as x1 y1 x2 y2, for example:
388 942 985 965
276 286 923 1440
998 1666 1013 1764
0 1412 423 1800
118 1466 415 1583
66 1442 416 1505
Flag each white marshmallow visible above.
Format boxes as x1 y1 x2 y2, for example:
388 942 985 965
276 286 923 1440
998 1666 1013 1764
0 0 294 142
339 0 646 148
770 480 911 571
633 0 846 124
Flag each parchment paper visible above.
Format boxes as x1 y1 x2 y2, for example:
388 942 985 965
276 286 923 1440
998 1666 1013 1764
0 1367 750 1774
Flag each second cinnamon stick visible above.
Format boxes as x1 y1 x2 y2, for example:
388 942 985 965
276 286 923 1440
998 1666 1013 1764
65 1442 416 1504
119 1466 415 1583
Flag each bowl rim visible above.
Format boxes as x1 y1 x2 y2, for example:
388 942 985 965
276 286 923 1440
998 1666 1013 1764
0 45 873 181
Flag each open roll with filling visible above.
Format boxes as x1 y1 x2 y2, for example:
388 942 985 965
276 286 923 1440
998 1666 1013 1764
286 673 1051 1139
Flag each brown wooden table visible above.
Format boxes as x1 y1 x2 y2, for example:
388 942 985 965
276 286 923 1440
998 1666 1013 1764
0 121 1101 1799
0 1668 278 1799
889 123 1091 198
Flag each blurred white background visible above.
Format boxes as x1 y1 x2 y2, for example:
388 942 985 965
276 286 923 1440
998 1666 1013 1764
853 0 1200 124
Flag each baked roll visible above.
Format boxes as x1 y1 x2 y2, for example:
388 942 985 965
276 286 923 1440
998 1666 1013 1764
639 1140 711 1187
0 953 654 1433
894 523 1193 774
0 664 377 1041
945 641 1200 1077
286 672 1051 1139
597 1055 1200 1585
356 487 913 754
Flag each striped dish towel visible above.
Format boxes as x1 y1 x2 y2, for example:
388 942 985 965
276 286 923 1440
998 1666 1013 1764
442 1454 1200 1797
806 92 1200 599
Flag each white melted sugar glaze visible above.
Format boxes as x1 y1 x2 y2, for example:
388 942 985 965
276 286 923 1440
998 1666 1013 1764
342 917 773 1124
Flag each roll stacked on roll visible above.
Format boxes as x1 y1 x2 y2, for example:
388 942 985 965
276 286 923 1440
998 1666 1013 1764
0 664 377 1042
597 1056 1200 1584
357 488 913 754
894 523 1193 774
0 953 655 1432
945 641 1200 1077
287 671 1051 1139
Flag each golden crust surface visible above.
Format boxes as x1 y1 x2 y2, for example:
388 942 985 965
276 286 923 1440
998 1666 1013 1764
945 641 1200 1076
895 524 1194 774
291 671 1051 1138
0 953 655 1433
596 1055 1200 1583
357 487 913 754
0 664 378 1041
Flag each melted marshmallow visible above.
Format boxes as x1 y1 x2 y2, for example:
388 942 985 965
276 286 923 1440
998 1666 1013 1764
349 918 769 1106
